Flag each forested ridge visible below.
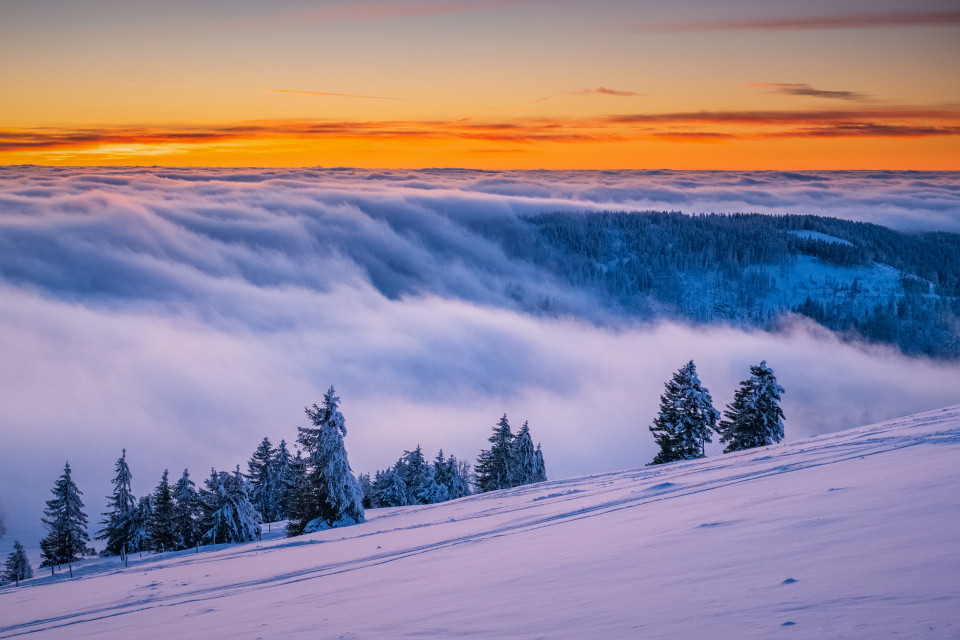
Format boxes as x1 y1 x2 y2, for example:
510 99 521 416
513 212 960 358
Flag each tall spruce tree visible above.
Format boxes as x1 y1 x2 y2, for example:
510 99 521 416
3 541 32 586
717 361 786 453
128 495 152 554
40 462 89 577
96 449 136 561
172 468 202 550
287 387 364 536
148 470 176 553
475 414 516 492
648 361 720 465
248 437 281 524
272 439 295 520
533 444 547 483
512 421 539 486
282 448 308 525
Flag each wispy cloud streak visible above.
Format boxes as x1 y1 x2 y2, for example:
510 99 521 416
749 83 868 101
3 106 957 156
633 11 960 33
269 89 401 100
572 87 644 97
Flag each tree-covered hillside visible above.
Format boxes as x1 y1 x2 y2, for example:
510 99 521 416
519 212 960 358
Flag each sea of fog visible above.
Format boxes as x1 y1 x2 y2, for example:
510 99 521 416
1 167 959 546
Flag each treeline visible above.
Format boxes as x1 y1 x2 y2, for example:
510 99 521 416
361 447 472 508
359 415 546 508
3 387 548 585
518 212 960 357
20 386 364 579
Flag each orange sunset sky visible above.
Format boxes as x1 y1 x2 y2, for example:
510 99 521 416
1 0 958 169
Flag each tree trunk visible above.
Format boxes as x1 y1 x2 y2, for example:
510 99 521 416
68 563 73 578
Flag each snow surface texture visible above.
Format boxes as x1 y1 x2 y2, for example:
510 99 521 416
3 406 959 638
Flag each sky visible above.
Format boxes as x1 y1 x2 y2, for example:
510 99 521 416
1 0 959 168
2 166 960 546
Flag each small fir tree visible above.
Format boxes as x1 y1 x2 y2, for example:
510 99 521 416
287 386 364 536
96 449 136 561
648 361 720 465
3 541 33 586
40 462 89 577
357 473 374 509
717 361 786 453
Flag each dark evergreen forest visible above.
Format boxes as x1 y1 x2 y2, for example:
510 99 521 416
506 212 960 358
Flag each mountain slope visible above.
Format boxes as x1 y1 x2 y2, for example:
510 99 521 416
3 406 960 638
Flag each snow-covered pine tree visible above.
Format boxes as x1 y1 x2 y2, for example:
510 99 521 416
475 414 516 492
357 473 374 509
272 439 294 520
418 476 449 504
512 421 538 486
373 468 408 507
172 468 202 550
39 461 89 577
432 450 470 500
128 495 152 555
717 360 786 453
148 470 176 553
203 467 262 545
648 360 720 465
397 445 446 504
95 449 136 561
248 437 281 524
287 387 364 536
281 448 308 525
533 443 547 483
432 450 449 488
3 541 33 586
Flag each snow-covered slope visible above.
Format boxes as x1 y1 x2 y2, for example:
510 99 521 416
3 406 960 638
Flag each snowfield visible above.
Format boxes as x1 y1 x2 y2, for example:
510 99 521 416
3 406 960 638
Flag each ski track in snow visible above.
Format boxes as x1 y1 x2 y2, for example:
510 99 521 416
2 406 959 638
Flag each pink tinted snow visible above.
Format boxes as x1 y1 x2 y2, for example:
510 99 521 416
2 406 959 638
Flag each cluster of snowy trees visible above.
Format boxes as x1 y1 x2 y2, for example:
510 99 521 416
11 385 365 583
475 416 546 492
7 388 550 586
360 414 547 509
361 446 472 508
648 360 785 465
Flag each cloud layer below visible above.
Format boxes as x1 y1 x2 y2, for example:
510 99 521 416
1 167 959 544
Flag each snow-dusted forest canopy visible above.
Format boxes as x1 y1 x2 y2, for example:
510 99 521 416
523 212 960 357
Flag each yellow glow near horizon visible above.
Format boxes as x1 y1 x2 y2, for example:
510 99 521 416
1 1 958 168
